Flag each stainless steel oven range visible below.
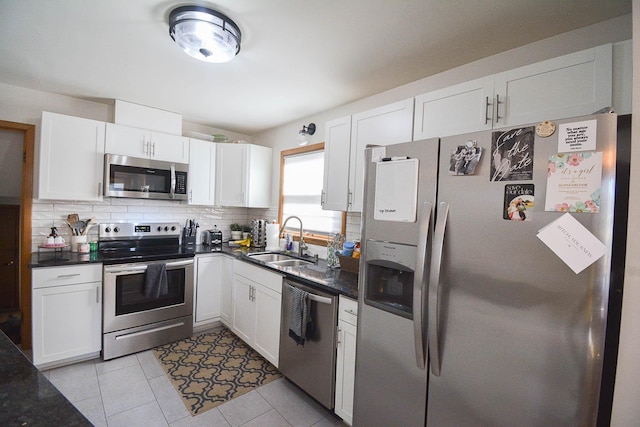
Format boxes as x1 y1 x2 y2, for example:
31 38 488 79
99 222 194 360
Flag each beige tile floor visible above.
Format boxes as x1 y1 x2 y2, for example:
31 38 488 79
41 348 346 426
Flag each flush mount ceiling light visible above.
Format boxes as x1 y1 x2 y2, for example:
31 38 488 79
297 123 316 146
169 5 241 63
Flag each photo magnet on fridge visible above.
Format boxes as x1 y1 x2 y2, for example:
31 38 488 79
449 140 482 175
491 126 535 181
503 184 534 221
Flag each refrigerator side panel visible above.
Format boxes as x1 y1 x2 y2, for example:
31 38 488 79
426 114 617 427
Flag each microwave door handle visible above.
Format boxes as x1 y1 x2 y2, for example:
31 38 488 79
170 164 176 199
428 201 449 377
413 201 431 370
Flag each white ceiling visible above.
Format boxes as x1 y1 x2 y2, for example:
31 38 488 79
0 0 631 135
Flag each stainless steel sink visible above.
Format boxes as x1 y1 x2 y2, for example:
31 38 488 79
246 252 314 268
246 253 295 262
269 259 313 268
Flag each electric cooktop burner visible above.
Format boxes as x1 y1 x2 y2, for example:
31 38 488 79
98 222 195 264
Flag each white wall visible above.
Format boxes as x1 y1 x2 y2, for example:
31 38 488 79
610 3 640 425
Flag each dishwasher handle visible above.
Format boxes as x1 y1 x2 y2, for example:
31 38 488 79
284 282 333 305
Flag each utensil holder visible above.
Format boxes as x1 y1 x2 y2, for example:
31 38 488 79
71 235 87 253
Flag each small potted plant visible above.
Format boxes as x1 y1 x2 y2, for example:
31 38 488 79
230 223 243 240
241 224 252 239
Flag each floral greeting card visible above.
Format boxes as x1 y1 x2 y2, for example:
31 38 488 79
544 152 602 213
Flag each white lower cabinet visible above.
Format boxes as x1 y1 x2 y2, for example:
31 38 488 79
231 259 282 367
335 296 358 425
194 254 222 330
219 255 233 327
32 264 102 368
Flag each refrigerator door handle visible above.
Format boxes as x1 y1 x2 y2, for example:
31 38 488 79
428 201 449 376
413 201 432 369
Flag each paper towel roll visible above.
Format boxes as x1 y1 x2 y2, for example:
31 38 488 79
265 223 280 250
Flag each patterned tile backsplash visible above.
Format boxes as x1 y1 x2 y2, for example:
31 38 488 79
31 198 362 256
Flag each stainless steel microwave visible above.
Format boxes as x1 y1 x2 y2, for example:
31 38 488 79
104 154 188 200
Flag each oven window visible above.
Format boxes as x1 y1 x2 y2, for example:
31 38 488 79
109 165 171 194
364 262 414 319
115 269 185 315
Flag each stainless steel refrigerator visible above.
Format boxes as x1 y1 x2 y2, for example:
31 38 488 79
352 113 629 426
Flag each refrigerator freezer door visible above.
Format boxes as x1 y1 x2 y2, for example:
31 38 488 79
426 114 617 426
353 139 439 427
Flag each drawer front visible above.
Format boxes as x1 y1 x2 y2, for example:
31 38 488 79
339 295 358 326
33 264 103 289
233 259 283 294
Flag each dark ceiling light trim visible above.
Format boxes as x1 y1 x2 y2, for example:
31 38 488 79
169 5 242 63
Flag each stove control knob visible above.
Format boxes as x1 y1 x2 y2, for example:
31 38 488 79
114 227 120 233
164 226 169 231
157 226 162 232
105 227 111 233
171 226 176 231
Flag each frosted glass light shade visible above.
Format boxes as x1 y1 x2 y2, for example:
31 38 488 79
169 6 241 63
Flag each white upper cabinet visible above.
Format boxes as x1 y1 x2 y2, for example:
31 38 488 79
215 143 272 208
105 123 189 163
414 44 613 139
349 98 414 212
413 77 495 139
188 138 217 205
38 111 106 201
496 44 612 127
322 116 352 212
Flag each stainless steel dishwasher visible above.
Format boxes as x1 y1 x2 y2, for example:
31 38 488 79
279 278 338 409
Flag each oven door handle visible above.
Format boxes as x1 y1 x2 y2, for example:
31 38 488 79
104 259 193 274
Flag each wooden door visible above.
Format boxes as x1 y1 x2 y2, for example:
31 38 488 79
0 205 19 310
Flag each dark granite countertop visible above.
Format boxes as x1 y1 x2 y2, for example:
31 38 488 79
0 330 91 426
218 245 359 299
29 244 359 300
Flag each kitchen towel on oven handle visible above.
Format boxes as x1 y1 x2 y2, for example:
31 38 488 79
144 262 168 298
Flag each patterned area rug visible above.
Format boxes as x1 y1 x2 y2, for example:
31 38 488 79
153 328 281 416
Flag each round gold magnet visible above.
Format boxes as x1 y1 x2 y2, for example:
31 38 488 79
536 120 556 138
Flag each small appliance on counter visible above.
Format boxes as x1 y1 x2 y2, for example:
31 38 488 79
251 219 267 248
203 226 223 251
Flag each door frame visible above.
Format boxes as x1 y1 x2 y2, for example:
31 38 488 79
0 120 34 349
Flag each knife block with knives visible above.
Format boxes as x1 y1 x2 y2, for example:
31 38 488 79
182 218 198 247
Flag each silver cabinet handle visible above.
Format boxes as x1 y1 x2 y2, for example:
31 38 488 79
96 286 100 304
495 94 503 123
321 190 325 206
484 96 492 124
337 326 342 346
413 201 432 370
98 182 102 197
428 202 449 376
344 309 357 316
57 273 80 279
